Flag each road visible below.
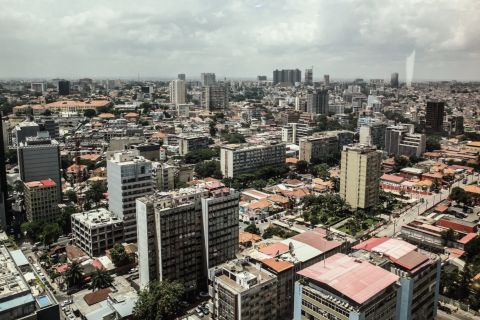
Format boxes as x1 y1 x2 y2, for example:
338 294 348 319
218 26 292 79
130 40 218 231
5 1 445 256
437 311 476 320
376 173 478 238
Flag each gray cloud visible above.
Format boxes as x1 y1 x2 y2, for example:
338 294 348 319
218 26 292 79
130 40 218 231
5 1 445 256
0 0 478 80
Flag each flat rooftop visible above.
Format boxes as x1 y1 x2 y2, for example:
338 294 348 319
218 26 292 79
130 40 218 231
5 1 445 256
72 209 122 228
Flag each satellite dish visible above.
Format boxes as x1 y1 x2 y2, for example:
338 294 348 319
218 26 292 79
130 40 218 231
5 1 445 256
289 242 294 253
235 263 244 272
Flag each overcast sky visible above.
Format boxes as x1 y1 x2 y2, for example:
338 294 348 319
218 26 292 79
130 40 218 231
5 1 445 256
1 0 478 81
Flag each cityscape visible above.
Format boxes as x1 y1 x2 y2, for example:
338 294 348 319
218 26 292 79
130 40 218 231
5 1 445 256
1 1 480 320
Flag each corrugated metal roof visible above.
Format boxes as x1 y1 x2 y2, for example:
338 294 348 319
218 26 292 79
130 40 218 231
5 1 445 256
10 250 29 266
279 239 323 262
0 294 34 312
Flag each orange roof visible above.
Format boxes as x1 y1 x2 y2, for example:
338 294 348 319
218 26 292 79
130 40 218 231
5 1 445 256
287 179 303 185
267 194 289 204
47 100 110 107
124 112 139 117
261 257 293 272
286 158 298 164
239 232 262 243
152 132 166 138
66 164 87 173
464 185 480 194
245 198 273 211
98 113 115 118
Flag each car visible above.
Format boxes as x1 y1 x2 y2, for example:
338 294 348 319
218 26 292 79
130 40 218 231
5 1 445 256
199 291 209 297
179 301 189 307
61 300 72 307
39 273 44 277
463 179 468 184
201 307 209 315
21 247 26 251
244 221 249 225
195 308 204 317
68 315 75 320
34 242 43 247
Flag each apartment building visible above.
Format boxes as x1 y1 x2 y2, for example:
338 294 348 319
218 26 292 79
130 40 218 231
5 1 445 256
331 114 349 127
385 126 426 157
359 123 387 146
425 101 445 132
24 179 59 222
176 104 190 117
329 104 345 114
282 123 314 144
307 90 329 115
208 259 278 320
273 69 301 86
220 143 286 178
340 145 381 210
281 112 299 124
294 253 400 320
31 82 47 92
325 130 354 151
14 121 39 145
71 208 124 257
107 151 153 243
45 100 111 113
351 237 441 320
152 162 175 191
169 79 186 105
178 134 209 156
296 96 307 112
17 132 62 202
201 86 229 112
299 136 338 163
200 73 216 86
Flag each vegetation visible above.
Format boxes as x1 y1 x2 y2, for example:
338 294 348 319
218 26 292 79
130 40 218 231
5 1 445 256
84 180 108 206
64 261 84 288
392 156 412 173
194 160 222 179
262 227 297 239
222 166 290 190
184 147 220 164
221 133 246 143
244 223 261 235
109 243 134 265
133 280 184 320
449 187 472 207
440 228 461 241
40 223 63 247
91 268 114 291
426 136 441 152
302 194 351 225
56 206 78 233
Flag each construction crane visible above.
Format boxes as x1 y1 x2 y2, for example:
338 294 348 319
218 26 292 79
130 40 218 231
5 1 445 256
74 134 83 212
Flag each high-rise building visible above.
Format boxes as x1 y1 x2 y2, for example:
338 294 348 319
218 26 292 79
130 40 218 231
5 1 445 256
24 179 59 222
425 100 445 132
257 75 267 81
79 78 92 85
385 125 426 157
17 132 62 203
0 119 8 228
299 136 339 163
273 69 302 85
107 79 116 89
58 80 70 96
151 163 175 191
169 80 186 105
295 96 307 111
13 122 39 145
178 134 209 156
31 83 47 92
359 122 387 146
323 74 330 86
107 151 153 243
305 69 313 85
200 73 216 86
391 72 399 87
34 118 59 141
178 74 186 81
306 90 329 114
282 123 313 144
220 144 286 178
201 86 228 112
340 145 381 210
141 86 153 94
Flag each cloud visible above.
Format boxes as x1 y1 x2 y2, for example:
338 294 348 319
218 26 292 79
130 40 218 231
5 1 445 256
0 0 478 80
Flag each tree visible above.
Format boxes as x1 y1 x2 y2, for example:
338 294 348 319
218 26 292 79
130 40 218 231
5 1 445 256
64 261 84 288
426 137 441 152
252 180 267 190
194 161 220 178
221 133 246 143
21 220 46 240
133 280 184 320
85 181 107 206
393 156 412 173
449 187 471 207
244 223 261 235
84 109 96 117
441 228 460 241
40 223 63 247
57 207 77 233
432 177 440 190
109 243 134 265
42 109 52 116
64 190 77 203
399 189 406 198
409 155 421 164
5 149 17 163
209 126 217 137
175 180 189 189
91 268 114 291
13 180 24 193
296 160 309 174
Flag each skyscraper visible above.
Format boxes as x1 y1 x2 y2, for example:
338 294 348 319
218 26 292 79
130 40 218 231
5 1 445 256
272 69 302 85
169 80 186 105
391 72 399 87
178 74 186 81
58 80 70 95
324 74 330 86
0 119 8 228
305 69 313 85
306 90 329 114
200 73 216 86
340 145 381 210
425 100 445 132
201 86 228 112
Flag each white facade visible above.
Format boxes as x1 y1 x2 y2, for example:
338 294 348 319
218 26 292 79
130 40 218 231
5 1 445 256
169 80 186 105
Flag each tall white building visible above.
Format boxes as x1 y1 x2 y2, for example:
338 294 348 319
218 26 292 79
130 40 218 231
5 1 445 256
107 151 153 243
169 80 186 105
281 123 313 144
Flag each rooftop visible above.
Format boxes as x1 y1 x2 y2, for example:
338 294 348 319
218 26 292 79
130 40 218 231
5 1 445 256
24 179 56 188
72 209 122 229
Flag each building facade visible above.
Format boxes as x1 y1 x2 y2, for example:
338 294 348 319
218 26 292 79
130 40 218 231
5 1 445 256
282 123 314 144
385 126 426 157
152 162 175 191
391 72 399 87
24 179 59 222
58 80 70 95
202 86 229 112
178 74 186 81
307 90 329 115
178 135 209 156
273 69 302 86
305 69 313 85
323 74 330 86
169 80 186 105
359 123 387 146
425 101 445 132
299 136 338 163
200 73 216 86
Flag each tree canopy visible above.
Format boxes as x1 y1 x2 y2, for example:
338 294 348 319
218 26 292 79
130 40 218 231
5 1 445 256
133 280 184 320
194 160 222 179
262 227 297 239
244 223 261 235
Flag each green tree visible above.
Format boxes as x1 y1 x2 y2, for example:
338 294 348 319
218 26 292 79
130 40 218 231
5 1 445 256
85 181 107 206
91 267 114 291
194 160 220 178
21 220 46 240
440 228 460 241
252 180 267 190
449 187 472 207
296 160 309 173
133 280 184 320
84 109 96 117
220 133 246 143
40 223 63 247
57 206 77 233
64 190 77 203
409 155 421 164
393 156 412 173
244 223 261 235
13 180 24 193
109 243 134 265
64 261 84 288
5 149 17 163
426 137 441 152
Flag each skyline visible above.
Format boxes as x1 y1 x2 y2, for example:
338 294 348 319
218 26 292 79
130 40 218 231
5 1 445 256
0 0 479 80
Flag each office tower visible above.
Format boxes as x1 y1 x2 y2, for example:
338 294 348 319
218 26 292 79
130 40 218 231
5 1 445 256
323 74 330 86
178 134 209 156
107 151 153 243
391 72 399 87
425 100 445 132
282 123 314 144
58 80 70 95
294 253 400 320
257 75 267 81
13 122 39 145
31 83 47 92
220 144 286 178
385 125 426 157
306 90 329 114
17 132 62 203
34 118 59 140
51 78 64 88
24 179 59 222
305 69 313 85
201 86 228 112
136 187 240 290
79 78 93 85
151 163 175 191
200 73 216 86
352 237 441 320
141 86 153 94
295 96 307 111
299 136 339 163
178 74 186 81
169 80 186 105
0 119 8 228
340 145 381 210
273 69 302 85
71 208 124 257
359 123 387 146
281 112 299 124
107 79 116 89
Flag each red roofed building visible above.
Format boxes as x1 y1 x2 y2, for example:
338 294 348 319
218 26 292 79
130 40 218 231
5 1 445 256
438 216 478 233
24 179 59 222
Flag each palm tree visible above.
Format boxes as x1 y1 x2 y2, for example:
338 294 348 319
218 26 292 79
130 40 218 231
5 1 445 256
64 261 84 288
91 268 113 291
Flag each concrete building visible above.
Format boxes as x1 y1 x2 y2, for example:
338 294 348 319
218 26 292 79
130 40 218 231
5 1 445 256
307 90 329 115
169 79 186 105
391 72 399 87
141 86 153 94
340 145 381 210
257 76 267 81
152 162 175 191
305 69 313 85
24 179 59 223
299 136 338 163
220 143 286 178
356 117 380 132
35 118 60 141
58 80 70 95
176 104 190 117
71 208 124 257
385 126 426 157
281 112 299 124
351 237 441 320
282 123 314 144
201 86 228 112
129 143 162 161
425 101 445 132
294 253 400 320
359 123 387 146
325 130 354 151
273 69 302 86
200 73 216 86
329 104 345 114
31 83 47 92
209 259 278 320
323 74 330 86
17 132 62 202
295 96 307 112
331 114 350 127
178 74 186 81
178 134 209 156
14 121 40 145
107 151 153 243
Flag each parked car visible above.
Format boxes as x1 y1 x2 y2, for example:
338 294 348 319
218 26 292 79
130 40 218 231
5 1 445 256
199 291 209 297
179 301 189 307
201 307 209 315
21 247 26 251
34 242 43 247
195 308 204 317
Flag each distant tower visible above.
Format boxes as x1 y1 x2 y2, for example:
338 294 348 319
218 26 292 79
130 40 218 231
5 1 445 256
324 74 330 86
305 69 313 85
391 72 399 88
178 74 186 81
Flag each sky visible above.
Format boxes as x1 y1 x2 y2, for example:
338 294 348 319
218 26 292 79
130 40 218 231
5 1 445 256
0 0 479 81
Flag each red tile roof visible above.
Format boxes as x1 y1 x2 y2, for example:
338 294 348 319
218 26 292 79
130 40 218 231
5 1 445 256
84 288 112 305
